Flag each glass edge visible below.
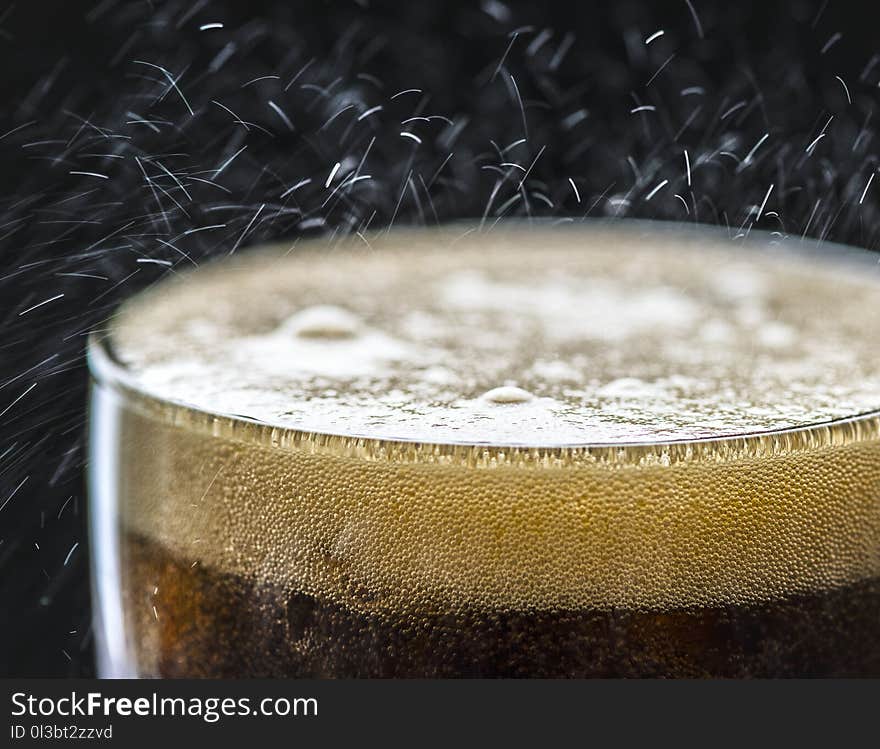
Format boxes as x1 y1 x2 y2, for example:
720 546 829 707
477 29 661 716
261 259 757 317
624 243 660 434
86 329 880 467
86 221 880 466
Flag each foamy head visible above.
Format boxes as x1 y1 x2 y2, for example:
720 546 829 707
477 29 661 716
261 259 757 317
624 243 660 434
106 223 880 446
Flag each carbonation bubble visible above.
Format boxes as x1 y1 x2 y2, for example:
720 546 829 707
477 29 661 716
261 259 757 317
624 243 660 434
481 386 534 403
282 304 361 339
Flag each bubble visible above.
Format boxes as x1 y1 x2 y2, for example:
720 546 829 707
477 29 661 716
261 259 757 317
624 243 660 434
281 305 361 339
758 322 796 348
481 386 534 404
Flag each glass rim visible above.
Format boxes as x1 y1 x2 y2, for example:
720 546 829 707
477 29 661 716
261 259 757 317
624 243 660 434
86 221 880 465
87 332 880 468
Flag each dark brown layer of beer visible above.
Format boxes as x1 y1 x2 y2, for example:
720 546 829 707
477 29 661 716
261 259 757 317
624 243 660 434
122 534 880 678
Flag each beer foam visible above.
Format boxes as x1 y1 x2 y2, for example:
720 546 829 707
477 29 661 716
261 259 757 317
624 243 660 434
106 224 880 446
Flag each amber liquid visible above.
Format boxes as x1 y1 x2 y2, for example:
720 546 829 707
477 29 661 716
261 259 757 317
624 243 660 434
124 533 880 678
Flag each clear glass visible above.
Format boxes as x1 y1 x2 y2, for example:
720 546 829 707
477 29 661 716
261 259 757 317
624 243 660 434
89 349 880 678
88 227 880 678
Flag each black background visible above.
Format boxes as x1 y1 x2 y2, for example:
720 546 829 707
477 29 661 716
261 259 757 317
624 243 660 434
2 0 880 677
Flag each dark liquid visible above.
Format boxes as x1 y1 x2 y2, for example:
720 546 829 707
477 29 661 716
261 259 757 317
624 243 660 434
122 534 880 678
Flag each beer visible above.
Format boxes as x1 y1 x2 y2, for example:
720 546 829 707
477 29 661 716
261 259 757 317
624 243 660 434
88 223 880 677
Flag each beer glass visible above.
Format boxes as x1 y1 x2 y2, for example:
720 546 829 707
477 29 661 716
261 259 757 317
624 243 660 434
88 223 880 677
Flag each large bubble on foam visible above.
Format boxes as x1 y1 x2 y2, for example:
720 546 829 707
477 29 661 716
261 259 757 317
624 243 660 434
481 386 534 404
281 305 362 339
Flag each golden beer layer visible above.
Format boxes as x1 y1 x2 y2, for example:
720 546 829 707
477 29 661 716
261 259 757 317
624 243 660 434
96 224 880 612
108 390 880 612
